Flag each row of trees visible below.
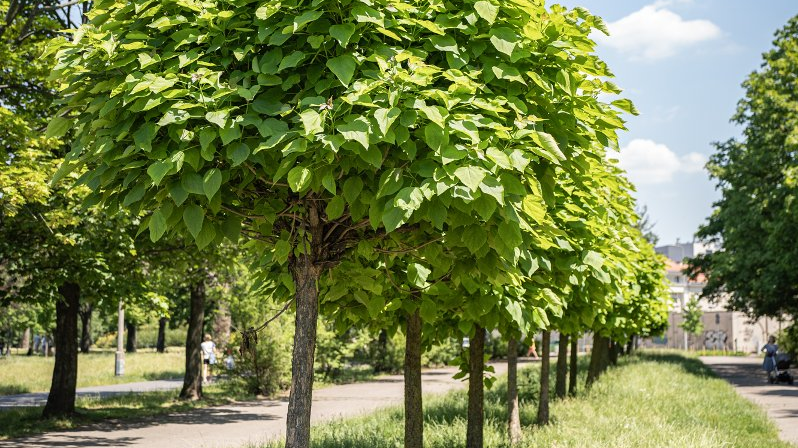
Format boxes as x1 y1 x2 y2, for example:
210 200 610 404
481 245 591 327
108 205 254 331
2 1 671 448
687 16 798 351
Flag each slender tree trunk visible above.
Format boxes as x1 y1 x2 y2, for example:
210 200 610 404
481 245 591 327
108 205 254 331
507 338 521 445
586 334 610 387
537 330 551 425
156 317 167 353
625 337 634 356
125 321 137 353
404 309 423 448
374 329 389 373
22 327 31 353
212 301 232 351
43 282 80 418
79 303 93 354
180 278 205 400
568 335 578 397
555 333 569 399
285 253 321 448
466 325 486 448
608 340 619 366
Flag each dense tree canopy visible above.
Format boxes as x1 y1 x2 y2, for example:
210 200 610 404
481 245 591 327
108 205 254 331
689 15 798 320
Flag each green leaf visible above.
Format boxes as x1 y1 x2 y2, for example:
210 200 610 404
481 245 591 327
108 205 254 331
221 216 242 242
182 172 204 195
394 187 424 213
533 131 566 162
278 50 305 72
522 194 547 224
373 107 400 136
329 23 356 47
227 142 250 166
274 239 292 264
147 160 172 185
255 2 280 20
424 124 448 152
407 262 431 288
205 109 230 128
326 54 357 86
46 116 72 138
133 123 158 152
489 27 518 57
195 221 216 250
583 250 605 271
337 118 370 150
287 166 312 192
169 182 189 206
300 109 324 135
498 221 523 249
343 177 363 204
203 168 222 201
474 1 499 24
325 195 345 219
149 208 168 242
454 166 488 192
183 204 205 238
376 168 403 199
462 225 487 253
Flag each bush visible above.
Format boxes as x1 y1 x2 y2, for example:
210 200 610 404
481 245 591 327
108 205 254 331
778 324 798 358
224 325 293 397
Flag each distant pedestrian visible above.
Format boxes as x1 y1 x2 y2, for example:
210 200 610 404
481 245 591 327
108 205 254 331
761 335 778 381
224 348 235 370
201 334 217 384
526 338 539 359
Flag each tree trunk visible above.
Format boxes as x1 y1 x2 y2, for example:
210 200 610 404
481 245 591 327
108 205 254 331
625 336 634 356
586 333 609 387
79 303 93 354
374 329 389 373
22 327 31 353
507 338 521 445
180 278 205 400
608 340 619 366
285 253 321 448
404 309 423 448
466 325 485 448
555 333 569 399
537 330 551 425
125 321 137 353
568 335 578 397
212 301 232 352
43 282 80 418
156 317 167 353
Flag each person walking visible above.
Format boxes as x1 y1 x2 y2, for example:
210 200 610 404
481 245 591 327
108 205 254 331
526 337 539 359
201 334 217 384
761 335 778 383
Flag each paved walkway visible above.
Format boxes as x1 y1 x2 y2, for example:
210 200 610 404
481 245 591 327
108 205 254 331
0 361 523 448
701 356 798 445
0 380 184 409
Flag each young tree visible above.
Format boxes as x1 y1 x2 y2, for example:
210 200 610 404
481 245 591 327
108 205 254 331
680 298 704 350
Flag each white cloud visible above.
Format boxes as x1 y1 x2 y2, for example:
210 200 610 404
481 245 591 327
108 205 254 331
610 139 707 185
595 4 721 60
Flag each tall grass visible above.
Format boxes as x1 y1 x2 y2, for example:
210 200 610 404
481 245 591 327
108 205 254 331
262 351 793 448
0 349 185 395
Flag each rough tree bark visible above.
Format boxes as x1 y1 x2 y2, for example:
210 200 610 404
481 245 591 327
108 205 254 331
466 325 486 448
156 317 167 353
125 321 137 353
608 339 619 366
79 303 93 353
285 253 321 448
507 338 521 445
568 335 578 397
404 309 423 448
43 282 80 418
180 278 205 401
555 333 569 399
537 330 551 425
586 333 610 387
22 327 31 353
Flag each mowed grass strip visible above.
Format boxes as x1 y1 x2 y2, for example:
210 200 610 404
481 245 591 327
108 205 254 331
262 351 793 448
0 349 185 395
0 384 242 440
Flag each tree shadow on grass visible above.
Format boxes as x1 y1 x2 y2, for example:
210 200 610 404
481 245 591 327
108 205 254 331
0 385 30 396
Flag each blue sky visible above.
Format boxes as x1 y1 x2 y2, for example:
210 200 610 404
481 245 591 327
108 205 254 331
556 0 797 244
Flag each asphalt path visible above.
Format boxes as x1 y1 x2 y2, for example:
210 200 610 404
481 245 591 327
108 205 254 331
0 360 527 448
0 380 184 409
701 355 798 446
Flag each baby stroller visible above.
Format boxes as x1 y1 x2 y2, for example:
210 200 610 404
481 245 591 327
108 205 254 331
768 353 794 385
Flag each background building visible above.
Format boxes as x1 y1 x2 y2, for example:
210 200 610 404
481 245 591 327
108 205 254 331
646 241 787 353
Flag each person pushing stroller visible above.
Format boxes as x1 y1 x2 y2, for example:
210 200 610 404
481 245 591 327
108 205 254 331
761 335 795 385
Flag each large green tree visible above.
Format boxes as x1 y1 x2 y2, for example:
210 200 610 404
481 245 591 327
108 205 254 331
688 15 798 321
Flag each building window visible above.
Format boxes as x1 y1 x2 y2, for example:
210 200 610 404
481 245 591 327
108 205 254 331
675 276 681 283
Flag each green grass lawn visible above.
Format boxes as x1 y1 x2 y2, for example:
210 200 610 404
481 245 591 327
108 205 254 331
262 351 794 448
0 384 246 440
0 349 185 395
